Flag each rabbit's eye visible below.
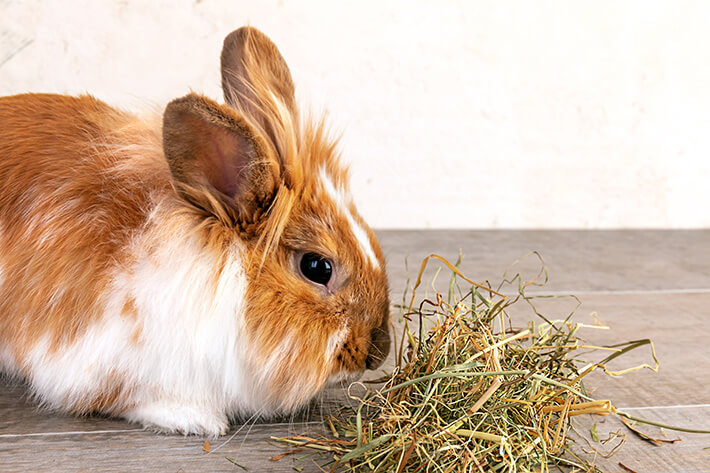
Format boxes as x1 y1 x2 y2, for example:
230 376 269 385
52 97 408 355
299 252 333 286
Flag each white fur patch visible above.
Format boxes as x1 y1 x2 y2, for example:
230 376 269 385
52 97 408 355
25 321 134 410
318 166 379 268
15 210 262 435
0 228 10 373
326 369 364 387
326 325 348 361
0 223 3 289
262 333 296 382
0 336 14 375
346 213 379 268
319 166 350 210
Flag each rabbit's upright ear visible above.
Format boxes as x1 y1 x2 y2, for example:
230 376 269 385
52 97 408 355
163 94 279 223
220 27 296 131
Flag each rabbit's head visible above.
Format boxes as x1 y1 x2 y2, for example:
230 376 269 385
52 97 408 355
162 27 390 412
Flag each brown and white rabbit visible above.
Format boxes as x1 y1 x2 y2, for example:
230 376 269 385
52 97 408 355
0 27 390 436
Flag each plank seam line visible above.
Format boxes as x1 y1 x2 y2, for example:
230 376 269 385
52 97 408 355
0 421 322 439
618 403 710 411
0 408 707 439
0 428 144 438
505 288 710 296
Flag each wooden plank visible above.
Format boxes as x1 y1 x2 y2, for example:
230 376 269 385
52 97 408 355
571 407 710 473
0 424 329 473
504 293 710 407
0 381 141 436
378 230 710 297
1 409 708 472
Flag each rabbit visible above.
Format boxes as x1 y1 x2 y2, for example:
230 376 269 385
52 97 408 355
0 26 390 436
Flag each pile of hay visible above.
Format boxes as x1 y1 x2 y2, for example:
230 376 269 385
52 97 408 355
275 254 666 472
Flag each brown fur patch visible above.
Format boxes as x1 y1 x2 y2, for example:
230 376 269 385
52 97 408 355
71 370 133 415
0 93 168 357
121 297 138 319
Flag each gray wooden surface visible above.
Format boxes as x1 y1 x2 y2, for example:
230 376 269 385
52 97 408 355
2 230 710 472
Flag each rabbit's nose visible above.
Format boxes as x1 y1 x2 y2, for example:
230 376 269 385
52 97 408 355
365 323 390 370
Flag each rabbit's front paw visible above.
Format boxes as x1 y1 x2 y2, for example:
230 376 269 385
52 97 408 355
125 403 228 437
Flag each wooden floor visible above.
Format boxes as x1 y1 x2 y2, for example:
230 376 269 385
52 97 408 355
2 230 709 472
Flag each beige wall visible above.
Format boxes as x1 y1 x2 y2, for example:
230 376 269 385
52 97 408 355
2 1 709 228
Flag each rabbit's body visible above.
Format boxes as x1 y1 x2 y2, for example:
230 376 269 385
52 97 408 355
0 28 390 435
0 93 256 433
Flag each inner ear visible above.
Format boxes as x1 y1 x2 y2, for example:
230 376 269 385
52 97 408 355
172 113 247 198
163 93 280 220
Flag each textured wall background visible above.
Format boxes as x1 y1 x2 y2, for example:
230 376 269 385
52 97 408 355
2 1 709 228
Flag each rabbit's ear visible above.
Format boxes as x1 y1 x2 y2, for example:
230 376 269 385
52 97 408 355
163 93 279 221
220 27 296 126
